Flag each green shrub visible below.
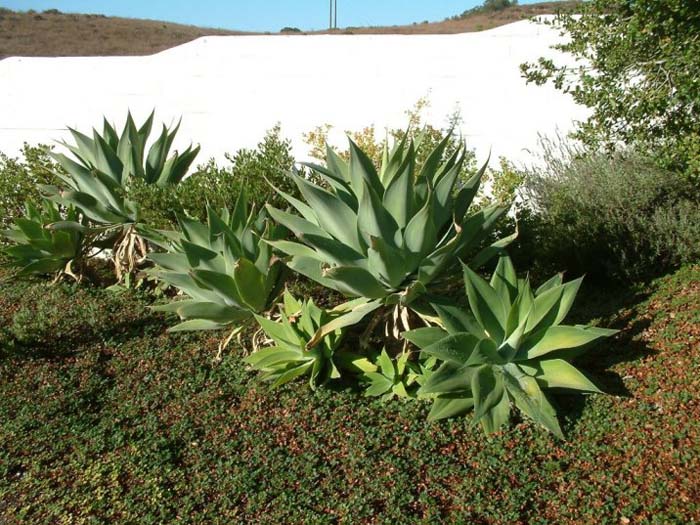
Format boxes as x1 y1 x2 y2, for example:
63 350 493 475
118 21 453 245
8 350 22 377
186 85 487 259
0 144 57 231
178 125 298 221
521 142 700 281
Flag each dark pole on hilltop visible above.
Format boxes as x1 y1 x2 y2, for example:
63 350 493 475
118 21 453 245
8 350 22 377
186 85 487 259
329 0 333 29
334 0 338 28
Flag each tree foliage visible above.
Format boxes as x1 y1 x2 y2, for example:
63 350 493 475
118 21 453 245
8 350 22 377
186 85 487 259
521 0 700 178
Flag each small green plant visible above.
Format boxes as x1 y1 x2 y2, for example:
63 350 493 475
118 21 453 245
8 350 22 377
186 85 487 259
1 200 86 280
360 348 436 401
244 291 347 390
149 191 286 336
404 256 616 437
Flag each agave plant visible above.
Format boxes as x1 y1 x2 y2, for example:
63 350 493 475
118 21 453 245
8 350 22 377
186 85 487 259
148 191 286 337
404 256 617 437
1 199 86 280
265 134 513 342
244 291 351 390
42 111 200 280
361 347 437 401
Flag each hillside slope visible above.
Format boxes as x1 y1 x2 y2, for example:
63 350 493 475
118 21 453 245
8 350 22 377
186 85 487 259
0 8 248 59
0 2 579 59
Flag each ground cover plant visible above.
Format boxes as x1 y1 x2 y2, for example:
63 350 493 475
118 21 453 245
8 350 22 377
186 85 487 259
0 264 697 523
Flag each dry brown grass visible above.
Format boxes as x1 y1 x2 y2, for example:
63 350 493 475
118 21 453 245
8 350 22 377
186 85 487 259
312 2 580 35
0 3 579 59
0 8 249 59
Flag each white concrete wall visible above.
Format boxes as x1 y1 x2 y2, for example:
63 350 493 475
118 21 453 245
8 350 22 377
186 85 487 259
0 18 583 167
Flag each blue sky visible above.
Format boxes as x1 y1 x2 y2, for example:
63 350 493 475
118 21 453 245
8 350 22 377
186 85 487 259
2 0 547 32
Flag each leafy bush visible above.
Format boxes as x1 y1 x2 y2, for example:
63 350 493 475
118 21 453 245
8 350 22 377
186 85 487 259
521 142 700 281
178 125 298 221
0 144 57 231
522 0 700 179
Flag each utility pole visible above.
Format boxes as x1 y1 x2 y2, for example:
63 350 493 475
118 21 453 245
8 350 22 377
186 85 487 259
329 0 333 29
334 0 337 29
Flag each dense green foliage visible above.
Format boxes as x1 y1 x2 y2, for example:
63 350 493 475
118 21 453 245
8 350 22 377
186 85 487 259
179 125 298 220
0 144 57 231
519 144 700 281
1 266 698 523
128 125 298 229
522 0 700 178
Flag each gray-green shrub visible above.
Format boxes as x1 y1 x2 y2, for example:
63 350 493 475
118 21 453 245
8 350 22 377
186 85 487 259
521 141 700 281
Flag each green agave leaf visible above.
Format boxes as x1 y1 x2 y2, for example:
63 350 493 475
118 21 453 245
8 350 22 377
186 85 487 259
402 326 449 349
490 255 519 305
292 173 363 253
428 395 475 421
357 181 399 248
306 298 381 349
522 358 602 393
299 233 366 267
367 235 407 289
325 144 350 182
232 258 267 312
503 364 563 438
428 297 485 337
463 264 508 343
270 361 315 389
520 325 617 360
525 284 566 333
168 319 227 332
177 301 250 323
364 374 395 397
17 257 67 276
254 313 303 350
478 387 511 434
181 240 226 273
348 137 383 198
190 269 245 308
265 205 332 241
454 156 489 221
270 183 319 224
420 333 481 365
535 273 563 296
553 277 584 326
323 266 387 299
382 150 414 228
244 346 305 370
471 365 506 423
403 192 437 257
420 362 474 395
377 350 395 377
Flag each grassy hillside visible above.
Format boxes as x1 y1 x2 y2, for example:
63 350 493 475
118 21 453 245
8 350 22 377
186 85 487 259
0 263 697 523
0 8 247 59
0 2 579 59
